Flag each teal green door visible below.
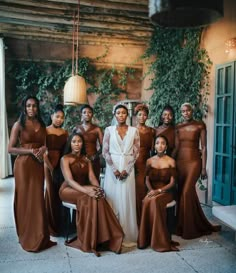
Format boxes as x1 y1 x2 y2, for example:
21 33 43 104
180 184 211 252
213 62 236 205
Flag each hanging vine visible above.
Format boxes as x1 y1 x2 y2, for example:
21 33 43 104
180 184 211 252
144 27 212 126
7 56 136 131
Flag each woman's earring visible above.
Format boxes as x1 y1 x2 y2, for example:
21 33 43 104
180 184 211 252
164 149 167 154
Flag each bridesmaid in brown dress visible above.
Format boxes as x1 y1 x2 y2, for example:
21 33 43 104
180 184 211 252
155 105 175 156
134 104 155 226
59 132 124 256
44 104 68 236
73 104 103 180
138 135 179 252
8 96 56 252
173 102 221 239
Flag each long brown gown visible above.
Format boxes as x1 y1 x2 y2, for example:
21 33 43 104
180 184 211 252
59 155 124 256
14 123 55 252
45 133 67 236
155 125 175 155
138 167 177 252
135 127 154 226
175 120 221 239
73 125 101 180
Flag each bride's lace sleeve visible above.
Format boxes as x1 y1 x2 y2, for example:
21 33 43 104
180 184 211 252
125 128 140 174
102 127 117 172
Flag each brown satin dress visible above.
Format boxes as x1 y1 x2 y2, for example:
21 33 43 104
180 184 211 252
135 127 154 226
45 133 67 236
138 167 177 252
59 155 124 256
176 121 221 239
155 125 175 155
74 125 101 180
13 124 55 252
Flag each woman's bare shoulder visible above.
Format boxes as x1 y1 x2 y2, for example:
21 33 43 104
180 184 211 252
11 120 22 132
167 156 176 167
147 155 157 164
61 154 75 163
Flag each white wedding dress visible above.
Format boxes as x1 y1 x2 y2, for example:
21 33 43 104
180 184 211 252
102 126 140 245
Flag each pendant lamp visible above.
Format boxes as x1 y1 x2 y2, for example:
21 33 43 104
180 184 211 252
149 0 224 27
64 0 87 105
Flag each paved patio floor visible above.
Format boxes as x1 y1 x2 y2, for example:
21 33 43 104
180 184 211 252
0 177 236 273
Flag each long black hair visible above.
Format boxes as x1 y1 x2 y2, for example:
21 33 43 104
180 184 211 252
158 105 175 126
63 132 86 156
19 95 45 128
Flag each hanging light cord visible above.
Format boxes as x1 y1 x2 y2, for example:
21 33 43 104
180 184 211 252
71 0 80 76
72 11 76 76
75 0 80 75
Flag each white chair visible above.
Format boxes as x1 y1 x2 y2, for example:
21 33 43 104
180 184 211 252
166 200 177 239
61 172 105 240
62 201 76 241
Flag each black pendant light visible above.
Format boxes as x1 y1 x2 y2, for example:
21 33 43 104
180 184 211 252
149 0 224 27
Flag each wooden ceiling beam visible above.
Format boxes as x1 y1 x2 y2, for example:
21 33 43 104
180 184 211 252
0 23 150 45
0 0 74 11
0 5 151 26
44 0 148 12
0 13 152 33
3 33 148 47
0 0 148 12
0 2 149 19
0 0 152 46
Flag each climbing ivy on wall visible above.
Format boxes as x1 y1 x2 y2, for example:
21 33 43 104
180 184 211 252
144 27 212 126
7 57 136 131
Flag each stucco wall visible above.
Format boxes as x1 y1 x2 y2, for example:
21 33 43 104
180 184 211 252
5 38 146 126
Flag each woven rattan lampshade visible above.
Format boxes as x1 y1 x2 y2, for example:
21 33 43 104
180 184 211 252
64 75 87 105
63 0 87 105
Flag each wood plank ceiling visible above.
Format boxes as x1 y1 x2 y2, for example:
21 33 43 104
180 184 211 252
0 0 154 46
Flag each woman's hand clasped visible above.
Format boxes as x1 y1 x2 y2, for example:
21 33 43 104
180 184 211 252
119 170 128 180
147 189 162 198
201 168 207 180
113 170 128 181
85 186 105 200
32 146 47 163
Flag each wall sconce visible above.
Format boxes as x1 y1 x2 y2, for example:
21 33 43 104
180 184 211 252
225 38 236 54
64 0 87 105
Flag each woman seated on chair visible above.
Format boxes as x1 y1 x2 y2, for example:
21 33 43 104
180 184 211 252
138 135 179 252
59 132 124 257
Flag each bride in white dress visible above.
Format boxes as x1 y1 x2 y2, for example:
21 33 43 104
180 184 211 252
103 103 140 245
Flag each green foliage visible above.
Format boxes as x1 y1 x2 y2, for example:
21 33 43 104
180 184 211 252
144 27 212 126
7 56 136 131
88 67 133 128
197 178 207 191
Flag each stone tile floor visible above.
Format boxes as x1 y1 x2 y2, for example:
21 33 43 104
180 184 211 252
0 177 236 273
